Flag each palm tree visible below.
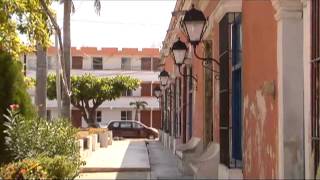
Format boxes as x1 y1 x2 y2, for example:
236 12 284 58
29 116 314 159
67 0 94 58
35 44 47 119
39 0 101 120
61 0 102 120
61 0 72 119
130 100 148 121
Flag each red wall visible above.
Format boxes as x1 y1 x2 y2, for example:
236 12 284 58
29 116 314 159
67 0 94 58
242 0 278 178
141 110 151 126
140 83 151 96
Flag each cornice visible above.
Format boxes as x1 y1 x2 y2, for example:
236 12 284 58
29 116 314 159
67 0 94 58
271 0 303 21
203 0 242 40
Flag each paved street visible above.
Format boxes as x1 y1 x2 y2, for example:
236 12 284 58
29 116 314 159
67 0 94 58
76 139 190 179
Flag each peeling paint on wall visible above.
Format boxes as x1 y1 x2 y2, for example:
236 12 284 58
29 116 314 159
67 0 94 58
244 87 278 178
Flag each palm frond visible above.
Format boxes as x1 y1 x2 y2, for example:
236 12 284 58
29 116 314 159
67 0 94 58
94 0 101 15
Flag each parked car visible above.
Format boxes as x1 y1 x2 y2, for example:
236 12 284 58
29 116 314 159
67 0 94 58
106 120 158 139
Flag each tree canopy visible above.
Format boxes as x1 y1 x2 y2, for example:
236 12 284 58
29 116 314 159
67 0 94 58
0 0 57 57
47 74 140 126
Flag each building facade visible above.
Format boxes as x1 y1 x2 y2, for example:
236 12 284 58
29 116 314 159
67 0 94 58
159 0 319 179
25 47 161 129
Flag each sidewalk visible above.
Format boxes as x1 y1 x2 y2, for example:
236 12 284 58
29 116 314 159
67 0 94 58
77 139 150 179
81 139 150 172
147 140 192 179
76 139 192 179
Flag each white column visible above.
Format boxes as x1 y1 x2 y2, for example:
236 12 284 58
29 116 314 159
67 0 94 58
272 0 304 178
301 0 312 178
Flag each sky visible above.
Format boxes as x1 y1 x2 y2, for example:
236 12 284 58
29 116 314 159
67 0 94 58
52 0 176 49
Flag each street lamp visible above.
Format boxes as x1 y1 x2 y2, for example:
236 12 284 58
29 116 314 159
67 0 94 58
170 38 198 85
159 70 170 87
153 86 161 99
180 4 220 66
171 38 188 68
181 4 207 47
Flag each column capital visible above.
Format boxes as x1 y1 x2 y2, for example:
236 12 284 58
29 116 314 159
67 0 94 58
300 0 310 7
272 0 303 21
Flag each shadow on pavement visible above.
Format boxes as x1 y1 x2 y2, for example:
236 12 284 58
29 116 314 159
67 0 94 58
115 139 151 179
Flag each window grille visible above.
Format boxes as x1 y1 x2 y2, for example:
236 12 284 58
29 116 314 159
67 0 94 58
311 0 320 176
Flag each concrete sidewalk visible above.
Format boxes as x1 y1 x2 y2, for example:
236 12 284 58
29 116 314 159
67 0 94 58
147 140 192 179
77 139 192 179
81 139 150 172
77 139 150 179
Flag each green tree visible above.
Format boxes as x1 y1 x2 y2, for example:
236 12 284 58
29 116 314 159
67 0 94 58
0 50 35 163
0 0 55 57
47 74 140 127
129 100 148 121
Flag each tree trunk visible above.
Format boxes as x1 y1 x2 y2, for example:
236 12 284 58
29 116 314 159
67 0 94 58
61 0 71 120
35 44 47 119
134 109 138 121
88 109 97 127
137 110 141 122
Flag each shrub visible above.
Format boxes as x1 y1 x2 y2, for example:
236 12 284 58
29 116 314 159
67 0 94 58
3 109 81 162
0 156 84 179
38 155 84 179
0 158 47 180
0 50 35 163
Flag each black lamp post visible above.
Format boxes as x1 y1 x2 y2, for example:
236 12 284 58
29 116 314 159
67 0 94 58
171 38 198 84
181 4 220 66
181 4 207 47
159 70 170 87
171 38 188 67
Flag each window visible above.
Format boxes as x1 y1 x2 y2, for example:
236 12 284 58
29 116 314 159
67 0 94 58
132 122 143 129
152 58 161 71
72 56 83 69
219 12 242 167
112 122 120 128
140 83 151 96
121 111 132 120
122 90 133 96
96 111 102 122
121 57 131 70
93 57 103 70
120 122 132 128
141 57 151 71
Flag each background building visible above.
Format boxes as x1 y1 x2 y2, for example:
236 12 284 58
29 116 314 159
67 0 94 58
25 47 161 129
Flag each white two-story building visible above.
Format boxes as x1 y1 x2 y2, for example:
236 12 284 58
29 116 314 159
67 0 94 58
25 47 161 129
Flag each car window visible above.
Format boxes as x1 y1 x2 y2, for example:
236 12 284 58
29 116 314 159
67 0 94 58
132 122 143 129
111 122 120 128
120 122 132 128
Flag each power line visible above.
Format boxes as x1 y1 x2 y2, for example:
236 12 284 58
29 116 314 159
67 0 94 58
60 19 163 26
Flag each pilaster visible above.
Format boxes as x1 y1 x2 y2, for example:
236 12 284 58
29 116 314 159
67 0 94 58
272 0 304 179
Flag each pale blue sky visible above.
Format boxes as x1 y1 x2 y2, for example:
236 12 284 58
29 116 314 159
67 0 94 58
52 0 176 49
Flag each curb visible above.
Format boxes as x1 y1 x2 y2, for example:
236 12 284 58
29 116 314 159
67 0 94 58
80 167 151 173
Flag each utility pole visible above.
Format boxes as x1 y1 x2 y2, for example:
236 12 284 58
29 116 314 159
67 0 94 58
55 29 62 117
